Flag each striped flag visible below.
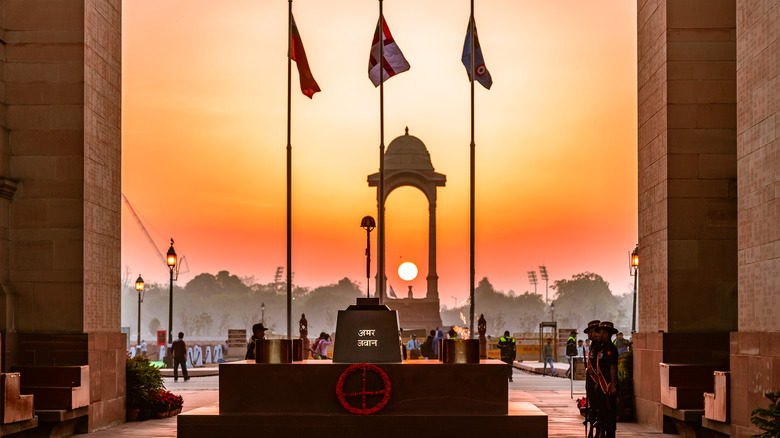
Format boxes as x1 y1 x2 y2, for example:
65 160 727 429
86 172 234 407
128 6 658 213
368 17 410 87
290 14 320 98
462 16 492 90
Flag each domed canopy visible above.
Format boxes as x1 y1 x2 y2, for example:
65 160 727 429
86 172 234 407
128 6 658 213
385 127 434 170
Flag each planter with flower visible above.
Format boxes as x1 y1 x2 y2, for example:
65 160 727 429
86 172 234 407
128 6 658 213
148 388 184 418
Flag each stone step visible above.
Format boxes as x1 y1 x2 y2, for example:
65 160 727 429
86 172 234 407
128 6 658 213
13 365 88 388
660 363 720 409
660 363 722 387
20 386 89 410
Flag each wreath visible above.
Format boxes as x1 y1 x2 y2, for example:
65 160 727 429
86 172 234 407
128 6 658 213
335 363 391 415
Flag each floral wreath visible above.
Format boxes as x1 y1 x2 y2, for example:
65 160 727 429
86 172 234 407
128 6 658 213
335 363 391 415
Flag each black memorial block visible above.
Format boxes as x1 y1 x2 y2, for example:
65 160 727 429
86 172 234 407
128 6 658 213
333 298 403 363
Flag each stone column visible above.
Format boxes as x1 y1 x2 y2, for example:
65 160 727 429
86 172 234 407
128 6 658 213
635 0 737 430
730 1 779 436
426 195 438 300
1 0 124 431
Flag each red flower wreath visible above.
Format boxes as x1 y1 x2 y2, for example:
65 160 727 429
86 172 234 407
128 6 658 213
335 363 391 415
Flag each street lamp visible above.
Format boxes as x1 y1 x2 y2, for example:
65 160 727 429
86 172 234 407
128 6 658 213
551 302 555 322
135 275 145 348
261 302 266 324
166 239 177 367
629 244 639 333
360 216 376 298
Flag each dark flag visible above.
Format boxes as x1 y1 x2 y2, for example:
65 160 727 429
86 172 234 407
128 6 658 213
290 14 320 98
462 16 492 90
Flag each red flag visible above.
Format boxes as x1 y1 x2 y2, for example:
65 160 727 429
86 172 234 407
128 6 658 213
290 14 320 98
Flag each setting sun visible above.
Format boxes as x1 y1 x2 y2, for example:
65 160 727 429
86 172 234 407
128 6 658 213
398 262 418 281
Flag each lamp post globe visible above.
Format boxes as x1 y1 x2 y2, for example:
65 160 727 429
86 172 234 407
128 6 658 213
360 216 376 298
630 244 639 333
166 239 177 367
135 275 144 347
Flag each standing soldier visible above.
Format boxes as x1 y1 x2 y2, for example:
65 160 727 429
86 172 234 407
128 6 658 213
583 320 601 437
497 330 516 382
595 321 619 438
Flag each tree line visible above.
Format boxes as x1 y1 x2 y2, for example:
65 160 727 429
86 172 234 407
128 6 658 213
441 273 632 336
121 269 632 341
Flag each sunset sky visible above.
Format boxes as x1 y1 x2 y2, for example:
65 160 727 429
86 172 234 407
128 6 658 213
121 0 638 307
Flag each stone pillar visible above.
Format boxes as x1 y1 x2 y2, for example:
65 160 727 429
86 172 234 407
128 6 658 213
635 0 737 430
730 1 779 436
0 0 124 431
426 196 438 300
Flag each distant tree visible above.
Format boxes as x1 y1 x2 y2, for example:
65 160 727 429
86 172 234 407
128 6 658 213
298 278 362 334
178 309 196 337
184 273 220 297
185 270 250 299
218 311 233 335
551 272 615 325
239 275 257 287
148 318 161 337
122 265 133 293
238 311 259 330
440 278 545 335
194 312 214 336
215 270 248 293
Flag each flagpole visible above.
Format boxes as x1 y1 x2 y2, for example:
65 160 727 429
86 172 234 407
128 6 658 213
468 0 476 339
286 0 293 340
377 0 386 305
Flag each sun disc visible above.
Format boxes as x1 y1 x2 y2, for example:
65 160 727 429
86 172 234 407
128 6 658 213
398 262 418 281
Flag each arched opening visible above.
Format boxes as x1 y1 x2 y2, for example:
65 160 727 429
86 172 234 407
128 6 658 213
386 187 429 298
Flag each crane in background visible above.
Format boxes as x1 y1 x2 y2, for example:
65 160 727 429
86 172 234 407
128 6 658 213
122 193 189 280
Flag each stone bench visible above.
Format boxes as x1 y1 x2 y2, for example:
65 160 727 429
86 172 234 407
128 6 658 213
0 372 38 436
702 371 730 434
659 363 720 409
14 365 89 411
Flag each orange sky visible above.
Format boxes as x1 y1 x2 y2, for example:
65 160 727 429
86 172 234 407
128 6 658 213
121 0 638 307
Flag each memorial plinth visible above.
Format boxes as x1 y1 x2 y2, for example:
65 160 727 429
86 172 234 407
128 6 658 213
178 359 547 437
179 298 546 436
333 298 402 363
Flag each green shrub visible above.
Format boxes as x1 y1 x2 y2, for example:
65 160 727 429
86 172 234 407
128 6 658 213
751 391 780 438
126 356 165 409
617 348 634 421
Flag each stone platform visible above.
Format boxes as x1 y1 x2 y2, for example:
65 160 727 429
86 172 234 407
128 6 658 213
178 359 547 437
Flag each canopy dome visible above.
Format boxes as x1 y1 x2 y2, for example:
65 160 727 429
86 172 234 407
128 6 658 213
385 128 434 170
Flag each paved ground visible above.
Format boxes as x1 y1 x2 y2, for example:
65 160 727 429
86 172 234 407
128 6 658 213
82 366 679 437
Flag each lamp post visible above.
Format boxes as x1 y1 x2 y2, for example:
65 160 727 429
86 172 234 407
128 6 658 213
261 302 266 324
539 265 549 305
360 216 376 298
166 239 177 367
629 245 639 333
551 302 555 322
135 275 145 347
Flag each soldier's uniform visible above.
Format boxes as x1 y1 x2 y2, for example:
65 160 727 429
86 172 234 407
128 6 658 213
583 320 601 436
595 321 619 438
